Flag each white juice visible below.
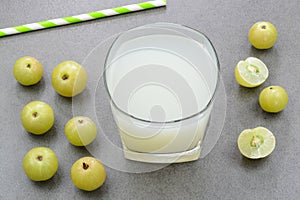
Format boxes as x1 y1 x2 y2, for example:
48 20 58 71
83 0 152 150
106 33 218 162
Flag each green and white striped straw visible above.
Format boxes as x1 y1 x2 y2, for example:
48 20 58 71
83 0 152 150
0 0 166 37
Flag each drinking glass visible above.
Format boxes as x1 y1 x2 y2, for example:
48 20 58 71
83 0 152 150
104 23 220 163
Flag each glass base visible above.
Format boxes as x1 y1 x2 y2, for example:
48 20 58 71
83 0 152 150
122 141 202 163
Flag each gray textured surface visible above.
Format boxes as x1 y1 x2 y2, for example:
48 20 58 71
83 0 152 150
1 0 300 199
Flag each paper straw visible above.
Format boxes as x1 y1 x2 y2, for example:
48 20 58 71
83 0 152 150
0 0 166 37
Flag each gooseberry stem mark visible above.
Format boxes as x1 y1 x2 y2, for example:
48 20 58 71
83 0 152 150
26 64 31 69
62 74 69 80
83 162 89 170
32 112 38 118
37 155 43 161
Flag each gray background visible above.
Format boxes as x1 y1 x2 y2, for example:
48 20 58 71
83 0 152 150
0 0 299 199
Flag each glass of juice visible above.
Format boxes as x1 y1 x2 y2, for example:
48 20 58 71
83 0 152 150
104 23 220 163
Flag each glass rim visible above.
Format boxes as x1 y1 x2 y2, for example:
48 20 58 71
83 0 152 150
103 22 221 124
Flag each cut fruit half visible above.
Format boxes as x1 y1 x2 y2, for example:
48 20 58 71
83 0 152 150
235 57 269 88
237 126 275 159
